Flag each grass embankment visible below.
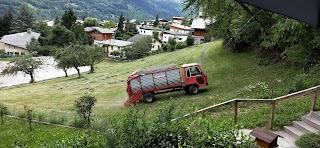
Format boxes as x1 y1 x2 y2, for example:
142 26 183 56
0 40 319 130
0 116 79 147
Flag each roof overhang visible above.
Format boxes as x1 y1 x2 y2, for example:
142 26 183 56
236 0 320 27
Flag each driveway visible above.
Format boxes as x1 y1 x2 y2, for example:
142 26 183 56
0 56 90 88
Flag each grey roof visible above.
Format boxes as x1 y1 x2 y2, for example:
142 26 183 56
171 24 194 31
127 34 162 43
85 27 115 34
127 34 150 42
94 39 133 47
163 30 188 36
0 31 40 49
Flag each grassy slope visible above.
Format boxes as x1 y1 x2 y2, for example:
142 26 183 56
0 41 319 129
0 116 79 147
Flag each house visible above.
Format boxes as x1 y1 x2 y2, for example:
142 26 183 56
139 26 163 36
94 39 133 58
127 34 162 51
0 28 40 55
84 27 115 42
172 17 183 25
190 12 215 44
162 30 188 43
170 24 194 34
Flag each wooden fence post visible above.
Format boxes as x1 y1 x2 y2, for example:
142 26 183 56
269 101 276 130
234 101 238 127
311 91 318 111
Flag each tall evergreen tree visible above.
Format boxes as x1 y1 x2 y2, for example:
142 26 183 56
154 14 159 27
0 11 13 37
117 14 125 33
61 8 77 29
10 3 35 33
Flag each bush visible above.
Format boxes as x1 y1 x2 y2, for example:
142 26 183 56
162 44 169 52
176 42 188 49
295 133 320 148
54 131 110 147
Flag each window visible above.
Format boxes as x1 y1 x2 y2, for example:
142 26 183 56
111 46 113 50
152 45 155 48
144 31 145 33
14 52 19 55
188 66 201 77
141 30 142 33
179 38 182 40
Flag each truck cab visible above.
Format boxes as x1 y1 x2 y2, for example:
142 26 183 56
181 63 208 94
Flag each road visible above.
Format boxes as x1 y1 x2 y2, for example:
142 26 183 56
0 56 90 88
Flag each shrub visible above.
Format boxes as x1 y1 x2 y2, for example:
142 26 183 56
54 131 109 147
162 44 169 52
176 42 188 49
295 133 320 148
0 103 8 124
74 95 97 128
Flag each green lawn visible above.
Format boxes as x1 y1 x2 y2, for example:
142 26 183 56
0 116 79 147
0 41 319 129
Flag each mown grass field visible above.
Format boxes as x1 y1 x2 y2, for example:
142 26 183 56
0 40 319 129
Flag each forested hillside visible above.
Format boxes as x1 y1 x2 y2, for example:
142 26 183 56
0 0 183 20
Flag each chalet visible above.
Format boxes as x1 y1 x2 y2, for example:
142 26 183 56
170 24 194 34
162 30 188 43
127 34 162 51
190 12 215 44
94 39 133 58
85 27 115 42
172 17 183 25
0 28 40 55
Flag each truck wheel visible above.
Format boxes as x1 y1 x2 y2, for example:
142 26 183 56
188 85 198 95
143 92 155 103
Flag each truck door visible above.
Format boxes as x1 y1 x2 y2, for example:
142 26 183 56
185 66 207 87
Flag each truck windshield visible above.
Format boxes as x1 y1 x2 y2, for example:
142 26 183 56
187 66 201 77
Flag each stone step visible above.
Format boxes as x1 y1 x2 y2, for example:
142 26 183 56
293 121 319 133
302 116 320 130
283 126 304 139
311 111 320 121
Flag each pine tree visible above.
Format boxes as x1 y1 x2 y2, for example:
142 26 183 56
61 8 77 29
154 14 159 27
10 3 35 33
0 11 13 36
117 14 125 33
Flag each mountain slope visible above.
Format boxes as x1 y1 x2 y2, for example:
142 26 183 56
0 0 183 20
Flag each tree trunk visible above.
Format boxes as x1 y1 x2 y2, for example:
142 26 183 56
75 67 81 78
90 64 94 73
29 73 35 83
29 121 32 131
63 69 68 77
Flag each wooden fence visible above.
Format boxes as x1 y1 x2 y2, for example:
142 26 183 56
172 85 320 129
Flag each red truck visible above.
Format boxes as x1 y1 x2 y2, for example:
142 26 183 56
124 63 208 106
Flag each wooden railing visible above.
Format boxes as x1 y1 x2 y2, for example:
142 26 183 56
172 85 320 129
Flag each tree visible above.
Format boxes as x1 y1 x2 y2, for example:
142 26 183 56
181 16 190 26
70 23 90 45
61 8 77 29
10 3 35 33
132 36 152 59
83 17 99 27
74 95 97 127
168 37 176 51
152 31 160 40
63 44 87 78
0 103 7 125
102 20 116 28
54 47 73 77
117 14 125 33
50 25 76 47
186 34 195 46
24 105 33 131
0 11 13 36
84 45 104 73
154 14 159 27
1 57 43 83
26 38 42 55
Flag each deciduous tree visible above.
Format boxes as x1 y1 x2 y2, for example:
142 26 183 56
74 95 97 127
1 57 43 83
84 45 104 73
83 17 99 27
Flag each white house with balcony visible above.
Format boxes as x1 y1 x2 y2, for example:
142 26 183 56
94 39 133 58
162 31 188 43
